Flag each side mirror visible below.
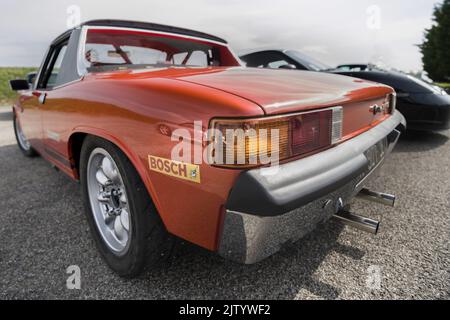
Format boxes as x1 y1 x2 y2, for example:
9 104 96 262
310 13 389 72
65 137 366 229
27 72 37 86
9 79 29 91
278 64 297 70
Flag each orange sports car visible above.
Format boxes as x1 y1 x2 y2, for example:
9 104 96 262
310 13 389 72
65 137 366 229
10 20 405 277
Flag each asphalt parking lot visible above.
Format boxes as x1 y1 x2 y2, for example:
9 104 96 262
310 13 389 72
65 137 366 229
0 106 448 299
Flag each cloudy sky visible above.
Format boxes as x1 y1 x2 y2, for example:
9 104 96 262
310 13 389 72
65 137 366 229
0 0 440 72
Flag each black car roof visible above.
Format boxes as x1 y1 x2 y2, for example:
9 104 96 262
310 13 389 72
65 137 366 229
52 19 227 45
240 49 284 58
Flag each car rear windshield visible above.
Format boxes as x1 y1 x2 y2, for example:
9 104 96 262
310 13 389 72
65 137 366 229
285 50 331 71
83 28 239 71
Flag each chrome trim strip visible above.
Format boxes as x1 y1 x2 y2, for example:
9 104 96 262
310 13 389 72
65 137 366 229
77 26 88 76
51 77 83 90
33 46 51 91
210 105 344 126
46 129 60 142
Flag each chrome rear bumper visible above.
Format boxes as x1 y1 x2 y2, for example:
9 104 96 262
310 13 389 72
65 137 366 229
218 111 405 264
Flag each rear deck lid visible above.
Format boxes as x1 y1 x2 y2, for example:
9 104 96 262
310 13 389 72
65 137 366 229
174 67 394 137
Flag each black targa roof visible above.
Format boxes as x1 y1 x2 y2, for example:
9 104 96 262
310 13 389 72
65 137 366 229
52 19 228 46
52 19 228 47
81 19 228 44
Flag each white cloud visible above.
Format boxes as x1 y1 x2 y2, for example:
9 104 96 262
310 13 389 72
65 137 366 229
0 0 439 71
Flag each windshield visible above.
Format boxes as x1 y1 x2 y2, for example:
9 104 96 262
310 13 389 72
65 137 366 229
83 28 240 71
284 50 331 71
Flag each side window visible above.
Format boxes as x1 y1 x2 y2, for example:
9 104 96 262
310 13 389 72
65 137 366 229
268 60 290 69
172 52 188 64
243 52 293 68
186 51 208 67
39 43 68 89
172 51 211 66
84 44 168 66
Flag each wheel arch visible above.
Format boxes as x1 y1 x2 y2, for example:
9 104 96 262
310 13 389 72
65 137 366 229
68 128 162 223
68 132 87 179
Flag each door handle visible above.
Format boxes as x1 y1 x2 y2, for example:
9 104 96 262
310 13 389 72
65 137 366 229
38 93 47 104
32 91 47 104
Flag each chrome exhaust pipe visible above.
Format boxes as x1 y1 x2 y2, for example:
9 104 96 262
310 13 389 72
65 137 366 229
333 210 380 234
357 188 396 207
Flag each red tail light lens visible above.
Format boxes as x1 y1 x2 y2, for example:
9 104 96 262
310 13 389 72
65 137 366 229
290 110 332 155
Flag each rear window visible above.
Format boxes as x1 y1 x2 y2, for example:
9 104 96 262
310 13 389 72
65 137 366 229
83 28 239 69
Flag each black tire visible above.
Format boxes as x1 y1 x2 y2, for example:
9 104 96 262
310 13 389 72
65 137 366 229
80 136 173 277
13 113 37 157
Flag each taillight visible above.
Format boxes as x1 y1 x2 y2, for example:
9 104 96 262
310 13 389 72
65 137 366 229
290 110 332 155
331 107 343 144
208 106 343 167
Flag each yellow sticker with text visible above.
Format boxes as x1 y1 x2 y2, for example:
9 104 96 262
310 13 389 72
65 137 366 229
148 155 201 184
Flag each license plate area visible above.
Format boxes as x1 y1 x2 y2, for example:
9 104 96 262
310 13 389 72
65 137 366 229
365 138 388 172
355 138 388 188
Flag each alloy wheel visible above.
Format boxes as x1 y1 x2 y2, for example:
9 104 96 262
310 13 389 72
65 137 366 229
86 148 131 255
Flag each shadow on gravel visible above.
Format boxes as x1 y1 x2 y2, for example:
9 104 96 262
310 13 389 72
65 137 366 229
0 110 13 122
140 220 360 299
0 142 364 299
394 130 449 153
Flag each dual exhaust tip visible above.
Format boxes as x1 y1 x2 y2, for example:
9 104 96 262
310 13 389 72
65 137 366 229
357 188 396 208
333 210 380 234
332 188 396 234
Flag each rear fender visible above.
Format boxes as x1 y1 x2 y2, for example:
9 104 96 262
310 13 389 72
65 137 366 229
68 127 165 226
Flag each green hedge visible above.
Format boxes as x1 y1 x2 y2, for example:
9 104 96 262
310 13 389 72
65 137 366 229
435 83 450 93
435 82 450 88
0 67 37 105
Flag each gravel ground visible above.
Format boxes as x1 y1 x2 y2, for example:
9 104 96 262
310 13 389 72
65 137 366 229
0 106 448 299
